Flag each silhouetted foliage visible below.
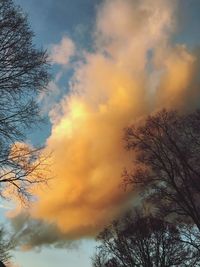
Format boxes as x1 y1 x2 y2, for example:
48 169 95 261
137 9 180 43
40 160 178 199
0 0 50 200
0 261 6 267
0 226 14 265
124 109 200 230
92 211 198 267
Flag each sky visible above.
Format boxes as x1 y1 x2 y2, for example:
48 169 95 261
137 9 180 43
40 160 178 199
3 0 200 266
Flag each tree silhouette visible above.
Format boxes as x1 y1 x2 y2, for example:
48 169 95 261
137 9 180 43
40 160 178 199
0 261 6 267
124 109 200 231
0 226 14 265
0 0 50 201
92 211 197 267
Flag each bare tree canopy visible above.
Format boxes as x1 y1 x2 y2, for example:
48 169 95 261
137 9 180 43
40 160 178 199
0 226 14 265
92 211 197 267
0 0 50 200
124 109 200 230
0 0 49 141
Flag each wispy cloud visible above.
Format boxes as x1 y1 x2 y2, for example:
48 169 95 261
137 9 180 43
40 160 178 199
50 36 75 66
38 81 61 114
0 203 12 210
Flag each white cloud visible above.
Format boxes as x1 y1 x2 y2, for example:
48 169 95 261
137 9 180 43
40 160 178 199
50 36 75 65
38 81 61 114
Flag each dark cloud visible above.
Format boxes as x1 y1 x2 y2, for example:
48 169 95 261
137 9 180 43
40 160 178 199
10 213 78 250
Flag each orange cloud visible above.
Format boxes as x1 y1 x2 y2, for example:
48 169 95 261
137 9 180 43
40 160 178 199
155 45 196 109
9 0 200 247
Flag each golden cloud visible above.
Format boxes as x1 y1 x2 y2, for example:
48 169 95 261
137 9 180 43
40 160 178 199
9 0 200 247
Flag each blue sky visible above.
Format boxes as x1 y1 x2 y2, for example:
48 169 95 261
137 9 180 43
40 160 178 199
3 0 200 266
16 0 100 47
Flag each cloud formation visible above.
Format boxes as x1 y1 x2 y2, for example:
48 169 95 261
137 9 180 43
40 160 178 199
10 213 76 249
8 263 21 267
50 36 75 65
10 0 200 247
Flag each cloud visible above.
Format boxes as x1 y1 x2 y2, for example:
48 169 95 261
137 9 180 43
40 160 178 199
50 36 75 66
38 81 61 114
9 0 200 248
155 44 197 110
7 263 22 267
0 203 12 210
10 212 77 250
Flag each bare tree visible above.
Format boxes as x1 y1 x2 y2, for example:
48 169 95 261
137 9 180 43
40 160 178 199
0 0 50 200
0 0 49 132
124 109 200 230
0 143 49 201
92 211 197 267
0 226 14 265
0 261 6 267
